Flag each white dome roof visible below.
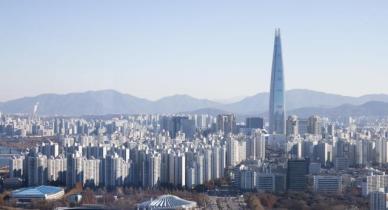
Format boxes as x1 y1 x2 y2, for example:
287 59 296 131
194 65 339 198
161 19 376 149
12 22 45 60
138 194 197 209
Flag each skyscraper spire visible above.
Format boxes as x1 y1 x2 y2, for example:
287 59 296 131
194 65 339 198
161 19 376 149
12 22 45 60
275 28 280 36
269 28 286 134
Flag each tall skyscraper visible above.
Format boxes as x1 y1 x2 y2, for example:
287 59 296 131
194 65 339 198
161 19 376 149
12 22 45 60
269 29 286 134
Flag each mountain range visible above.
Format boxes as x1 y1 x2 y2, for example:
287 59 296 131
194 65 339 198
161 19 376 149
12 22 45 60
0 89 388 118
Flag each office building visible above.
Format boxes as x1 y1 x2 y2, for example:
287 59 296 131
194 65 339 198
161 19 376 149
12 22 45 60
313 176 342 193
269 29 286 135
246 117 264 129
256 173 275 192
287 159 309 191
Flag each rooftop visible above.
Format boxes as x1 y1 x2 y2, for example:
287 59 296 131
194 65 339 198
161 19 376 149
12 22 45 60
12 185 64 199
138 194 197 209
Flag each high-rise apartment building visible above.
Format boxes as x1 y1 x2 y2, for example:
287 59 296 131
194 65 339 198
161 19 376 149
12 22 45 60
9 156 24 178
308 115 322 135
47 156 66 184
370 190 388 210
216 114 236 134
286 115 299 136
27 151 48 186
248 130 266 160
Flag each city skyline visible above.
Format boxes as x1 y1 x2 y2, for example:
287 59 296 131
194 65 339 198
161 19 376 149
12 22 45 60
1 1 388 101
2 1 388 210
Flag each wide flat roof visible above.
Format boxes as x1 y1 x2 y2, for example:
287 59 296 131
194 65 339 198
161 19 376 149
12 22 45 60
12 185 64 198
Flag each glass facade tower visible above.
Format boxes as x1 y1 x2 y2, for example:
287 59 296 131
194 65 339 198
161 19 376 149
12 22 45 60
269 29 286 134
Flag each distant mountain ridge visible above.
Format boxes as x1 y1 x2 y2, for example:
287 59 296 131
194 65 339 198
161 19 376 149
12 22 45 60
289 101 388 118
0 89 388 117
220 89 388 115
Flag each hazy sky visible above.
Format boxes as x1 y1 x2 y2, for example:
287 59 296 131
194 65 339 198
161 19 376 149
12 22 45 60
1 0 387 101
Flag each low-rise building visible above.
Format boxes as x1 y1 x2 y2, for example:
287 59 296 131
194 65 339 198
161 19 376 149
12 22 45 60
137 194 197 210
313 175 342 193
11 185 64 203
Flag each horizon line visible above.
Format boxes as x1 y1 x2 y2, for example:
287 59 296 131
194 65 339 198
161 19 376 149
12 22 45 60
1 88 387 104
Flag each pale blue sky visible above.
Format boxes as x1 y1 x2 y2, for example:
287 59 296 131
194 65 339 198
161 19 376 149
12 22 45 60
0 0 387 101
